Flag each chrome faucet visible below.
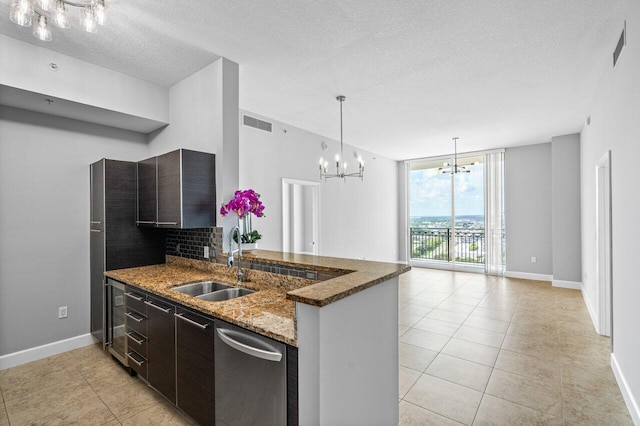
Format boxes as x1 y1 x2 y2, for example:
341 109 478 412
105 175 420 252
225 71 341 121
227 225 244 283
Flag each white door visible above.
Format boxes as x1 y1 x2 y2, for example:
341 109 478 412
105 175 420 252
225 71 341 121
596 151 612 342
282 179 319 255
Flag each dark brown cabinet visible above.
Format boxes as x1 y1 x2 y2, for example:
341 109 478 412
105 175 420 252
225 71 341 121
136 149 216 229
136 157 157 226
145 295 176 404
91 160 165 344
124 286 148 380
175 308 215 425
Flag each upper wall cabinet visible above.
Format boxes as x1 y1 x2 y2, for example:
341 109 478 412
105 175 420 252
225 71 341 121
137 149 216 229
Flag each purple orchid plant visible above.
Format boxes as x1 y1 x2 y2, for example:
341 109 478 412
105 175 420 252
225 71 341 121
220 189 265 243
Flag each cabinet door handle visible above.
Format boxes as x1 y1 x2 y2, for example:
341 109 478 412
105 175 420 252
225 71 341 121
90 229 101 233
90 221 102 224
175 313 209 330
125 312 145 323
125 292 144 302
145 300 172 313
136 221 156 224
126 332 145 345
155 222 178 225
126 352 145 366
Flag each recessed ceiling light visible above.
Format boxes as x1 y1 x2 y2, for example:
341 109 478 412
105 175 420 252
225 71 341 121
49 62 58 71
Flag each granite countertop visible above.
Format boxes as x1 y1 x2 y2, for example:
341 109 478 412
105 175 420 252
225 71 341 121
105 252 410 346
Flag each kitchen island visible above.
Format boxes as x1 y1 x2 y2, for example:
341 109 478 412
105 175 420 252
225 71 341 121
106 250 410 425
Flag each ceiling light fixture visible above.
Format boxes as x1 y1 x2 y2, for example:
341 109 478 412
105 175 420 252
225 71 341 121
437 137 479 174
319 95 364 181
8 0 109 42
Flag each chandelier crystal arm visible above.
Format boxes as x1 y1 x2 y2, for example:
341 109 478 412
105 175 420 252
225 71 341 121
7 0 110 41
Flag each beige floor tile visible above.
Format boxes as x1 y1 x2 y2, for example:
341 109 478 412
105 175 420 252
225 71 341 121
0 361 85 402
404 375 482 425
557 321 600 338
121 400 196 425
425 354 492 392
399 343 438 372
441 338 499 367
399 366 422 398
444 295 482 307
399 400 463 425
399 325 410 336
563 387 633 425
463 315 510 333
494 349 562 382
4 379 115 426
400 328 452 352
485 369 562 418
401 302 435 316
400 311 427 327
501 332 559 360
471 306 513 322
413 317 460 337
561 363 623 401
437 301 476 314
454 325 505 348
426 309 469 325
0 405 8 426
82 359 140 394
473 394 562 426
507 320 558 336
97 379 165 421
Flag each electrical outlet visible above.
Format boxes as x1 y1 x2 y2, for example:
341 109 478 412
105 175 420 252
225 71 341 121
203 246 210 259
531 256 537 263
58 306 68 319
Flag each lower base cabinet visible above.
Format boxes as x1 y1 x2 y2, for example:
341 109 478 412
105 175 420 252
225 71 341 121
175 308 215 426
145 295 176 404
116 286 297 425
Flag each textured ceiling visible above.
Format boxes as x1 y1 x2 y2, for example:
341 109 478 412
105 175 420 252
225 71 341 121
0 0 629 160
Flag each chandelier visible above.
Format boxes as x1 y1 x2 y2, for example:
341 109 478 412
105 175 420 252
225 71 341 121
437 137 479 174
319 95 365 181
9 0 109 42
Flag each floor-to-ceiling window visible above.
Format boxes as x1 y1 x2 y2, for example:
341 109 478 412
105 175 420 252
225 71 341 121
408 150 504 274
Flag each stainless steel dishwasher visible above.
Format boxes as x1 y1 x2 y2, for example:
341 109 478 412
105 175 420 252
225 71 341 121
214 320 286 425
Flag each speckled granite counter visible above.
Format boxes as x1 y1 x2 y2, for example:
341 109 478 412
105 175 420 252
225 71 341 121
243 250 411 307
105 252 410 346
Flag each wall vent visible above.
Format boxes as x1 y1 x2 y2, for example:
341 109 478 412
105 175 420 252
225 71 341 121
243 114 272 132
613 21 626 68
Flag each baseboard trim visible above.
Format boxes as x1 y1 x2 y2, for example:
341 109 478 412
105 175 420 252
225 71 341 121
581 285 600 332
552 279 582 290
0 333 97 370
504 271 552 281
611 353 640 425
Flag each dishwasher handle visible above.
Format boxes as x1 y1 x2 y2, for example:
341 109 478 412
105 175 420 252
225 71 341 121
216 328 283 362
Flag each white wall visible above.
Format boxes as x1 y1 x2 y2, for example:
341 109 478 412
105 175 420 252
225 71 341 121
147 58 239 240
551 134 582 284
0 34 168 125
505 143 553 277
0 106 149 356
580 1 640 422
239 110 400 262
297 277 399 425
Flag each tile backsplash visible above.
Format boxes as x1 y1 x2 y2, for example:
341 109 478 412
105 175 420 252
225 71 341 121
166 227 223 262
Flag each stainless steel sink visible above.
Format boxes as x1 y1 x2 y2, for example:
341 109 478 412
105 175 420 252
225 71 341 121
172 281 233 296
196 288 255 302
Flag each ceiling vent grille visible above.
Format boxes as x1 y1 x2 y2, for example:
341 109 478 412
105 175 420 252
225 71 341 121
243 114 272 132
613 22 626 68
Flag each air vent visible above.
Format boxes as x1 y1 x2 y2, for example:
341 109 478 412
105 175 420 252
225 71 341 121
243 114 272 132
613 21 626 68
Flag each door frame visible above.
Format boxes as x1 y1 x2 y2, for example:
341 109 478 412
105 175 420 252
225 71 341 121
595 150 613 342
282 178 320 255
